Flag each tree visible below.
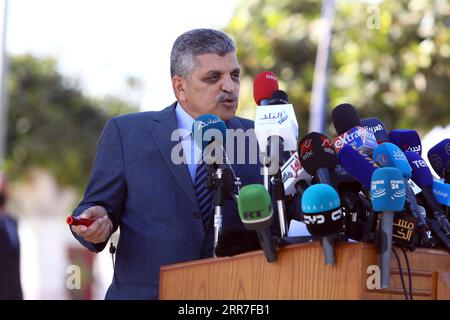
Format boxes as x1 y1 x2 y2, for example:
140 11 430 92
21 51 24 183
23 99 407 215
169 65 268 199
5 54 138 192
226 0 450 137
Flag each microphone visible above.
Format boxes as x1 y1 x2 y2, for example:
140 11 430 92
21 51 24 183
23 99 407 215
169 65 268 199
277 151 312 196
427 139 450 178
331 103 378 154
361 117 389 144
298 132 337 185
192 114 227 164
370 167 406 288
253 71 279 106
237 184 277 262
338 144 379 191
433 179 450 207
332 164 370 241
337 144 380 240
373 142 432 247
301 183 343 265
404 151 450 249
192 114 238 256
254 89 298 236
388 129 422 155
66 216 95 227
254 90 299 171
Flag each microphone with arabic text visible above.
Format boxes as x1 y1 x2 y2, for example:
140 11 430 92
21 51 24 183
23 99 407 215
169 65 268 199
433 163 450 220
254 88 298 236
405 151 450 250
389 129 422 155
192 114 237 256
331 103 378 154
361 117 389 145
433 162 450 208
427 139 450 178
277 152 312 196
237 184 277 262
370 167 406 288
373 142 433 247
301 184 343 265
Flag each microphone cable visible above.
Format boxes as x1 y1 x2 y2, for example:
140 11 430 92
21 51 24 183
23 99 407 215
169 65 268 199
392 246 410 300
109 239 120 289
400 247 413 300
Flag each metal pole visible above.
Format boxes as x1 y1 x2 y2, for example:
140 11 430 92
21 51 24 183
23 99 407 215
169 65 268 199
0 0 8 166
308 0 335 134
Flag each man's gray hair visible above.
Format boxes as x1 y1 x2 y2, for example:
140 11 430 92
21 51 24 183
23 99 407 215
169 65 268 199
170 28 236 78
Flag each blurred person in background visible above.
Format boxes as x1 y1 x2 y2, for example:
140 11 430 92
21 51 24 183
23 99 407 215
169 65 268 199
0 173 23 300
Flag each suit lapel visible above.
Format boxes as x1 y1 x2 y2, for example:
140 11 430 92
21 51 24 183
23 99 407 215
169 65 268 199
149 103 199 209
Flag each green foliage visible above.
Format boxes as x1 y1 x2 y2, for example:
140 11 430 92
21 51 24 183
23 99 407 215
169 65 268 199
5 54 138 191
227 0 450 137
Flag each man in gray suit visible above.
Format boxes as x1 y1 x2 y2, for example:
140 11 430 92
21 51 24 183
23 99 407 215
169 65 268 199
70 28 268 299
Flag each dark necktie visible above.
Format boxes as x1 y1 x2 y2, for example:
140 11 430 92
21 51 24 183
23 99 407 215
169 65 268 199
194 161 213 230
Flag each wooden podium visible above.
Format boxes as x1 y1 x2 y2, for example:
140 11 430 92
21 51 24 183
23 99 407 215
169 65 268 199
159 242 450 299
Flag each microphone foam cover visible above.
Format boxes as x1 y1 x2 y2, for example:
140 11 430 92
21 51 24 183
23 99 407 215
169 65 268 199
301 184 342 237
361 117 389 143
331 103 362 135
192 114 227 153
253 71 279 105
388 129 422 155
404 151 433 188
298 132 337 175
373 142 412 179
237 184 273 230
268 90 288 105
427 138 450 178
338 144 379 190
371 167 406 212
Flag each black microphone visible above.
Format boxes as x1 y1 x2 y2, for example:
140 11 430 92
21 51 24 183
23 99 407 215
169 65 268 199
298 132 337 186
331 103 378 154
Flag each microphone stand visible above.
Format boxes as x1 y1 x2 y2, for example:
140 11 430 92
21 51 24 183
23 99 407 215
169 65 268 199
267 136 288 237
206 163 240 257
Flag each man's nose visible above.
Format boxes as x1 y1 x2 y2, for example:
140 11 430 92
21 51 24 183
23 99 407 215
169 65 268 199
220 74 234 93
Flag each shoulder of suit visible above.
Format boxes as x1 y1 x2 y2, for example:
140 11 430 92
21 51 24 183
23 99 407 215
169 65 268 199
109 111 154 124
108 102 176 126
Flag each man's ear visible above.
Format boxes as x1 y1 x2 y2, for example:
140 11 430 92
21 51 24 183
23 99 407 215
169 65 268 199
172 76 187 102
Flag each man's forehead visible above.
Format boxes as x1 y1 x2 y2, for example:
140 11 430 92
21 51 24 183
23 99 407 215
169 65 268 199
194 52 239 70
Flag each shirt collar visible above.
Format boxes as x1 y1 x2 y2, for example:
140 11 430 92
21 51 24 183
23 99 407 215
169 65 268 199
175 102 194 140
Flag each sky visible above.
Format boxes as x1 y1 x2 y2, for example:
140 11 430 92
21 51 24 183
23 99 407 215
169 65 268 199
6 0 240 111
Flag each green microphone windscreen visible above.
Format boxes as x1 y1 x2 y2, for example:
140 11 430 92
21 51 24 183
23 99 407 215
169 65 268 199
238 184 272 230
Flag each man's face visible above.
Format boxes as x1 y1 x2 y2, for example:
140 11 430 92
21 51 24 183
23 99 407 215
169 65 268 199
172 52 240 121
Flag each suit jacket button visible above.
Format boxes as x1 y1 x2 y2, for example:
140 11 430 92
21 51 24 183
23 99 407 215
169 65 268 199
193 211 200 219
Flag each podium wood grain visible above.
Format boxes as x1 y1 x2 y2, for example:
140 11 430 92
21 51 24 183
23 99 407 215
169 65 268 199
159 242 450 300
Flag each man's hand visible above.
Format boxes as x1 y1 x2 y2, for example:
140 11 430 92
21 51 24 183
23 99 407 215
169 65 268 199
71 206 113 244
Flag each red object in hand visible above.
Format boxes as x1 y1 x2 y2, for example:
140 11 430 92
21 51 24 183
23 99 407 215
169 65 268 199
66 216 95 227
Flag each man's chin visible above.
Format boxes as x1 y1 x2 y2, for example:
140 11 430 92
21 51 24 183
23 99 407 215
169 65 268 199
216 106 237 121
